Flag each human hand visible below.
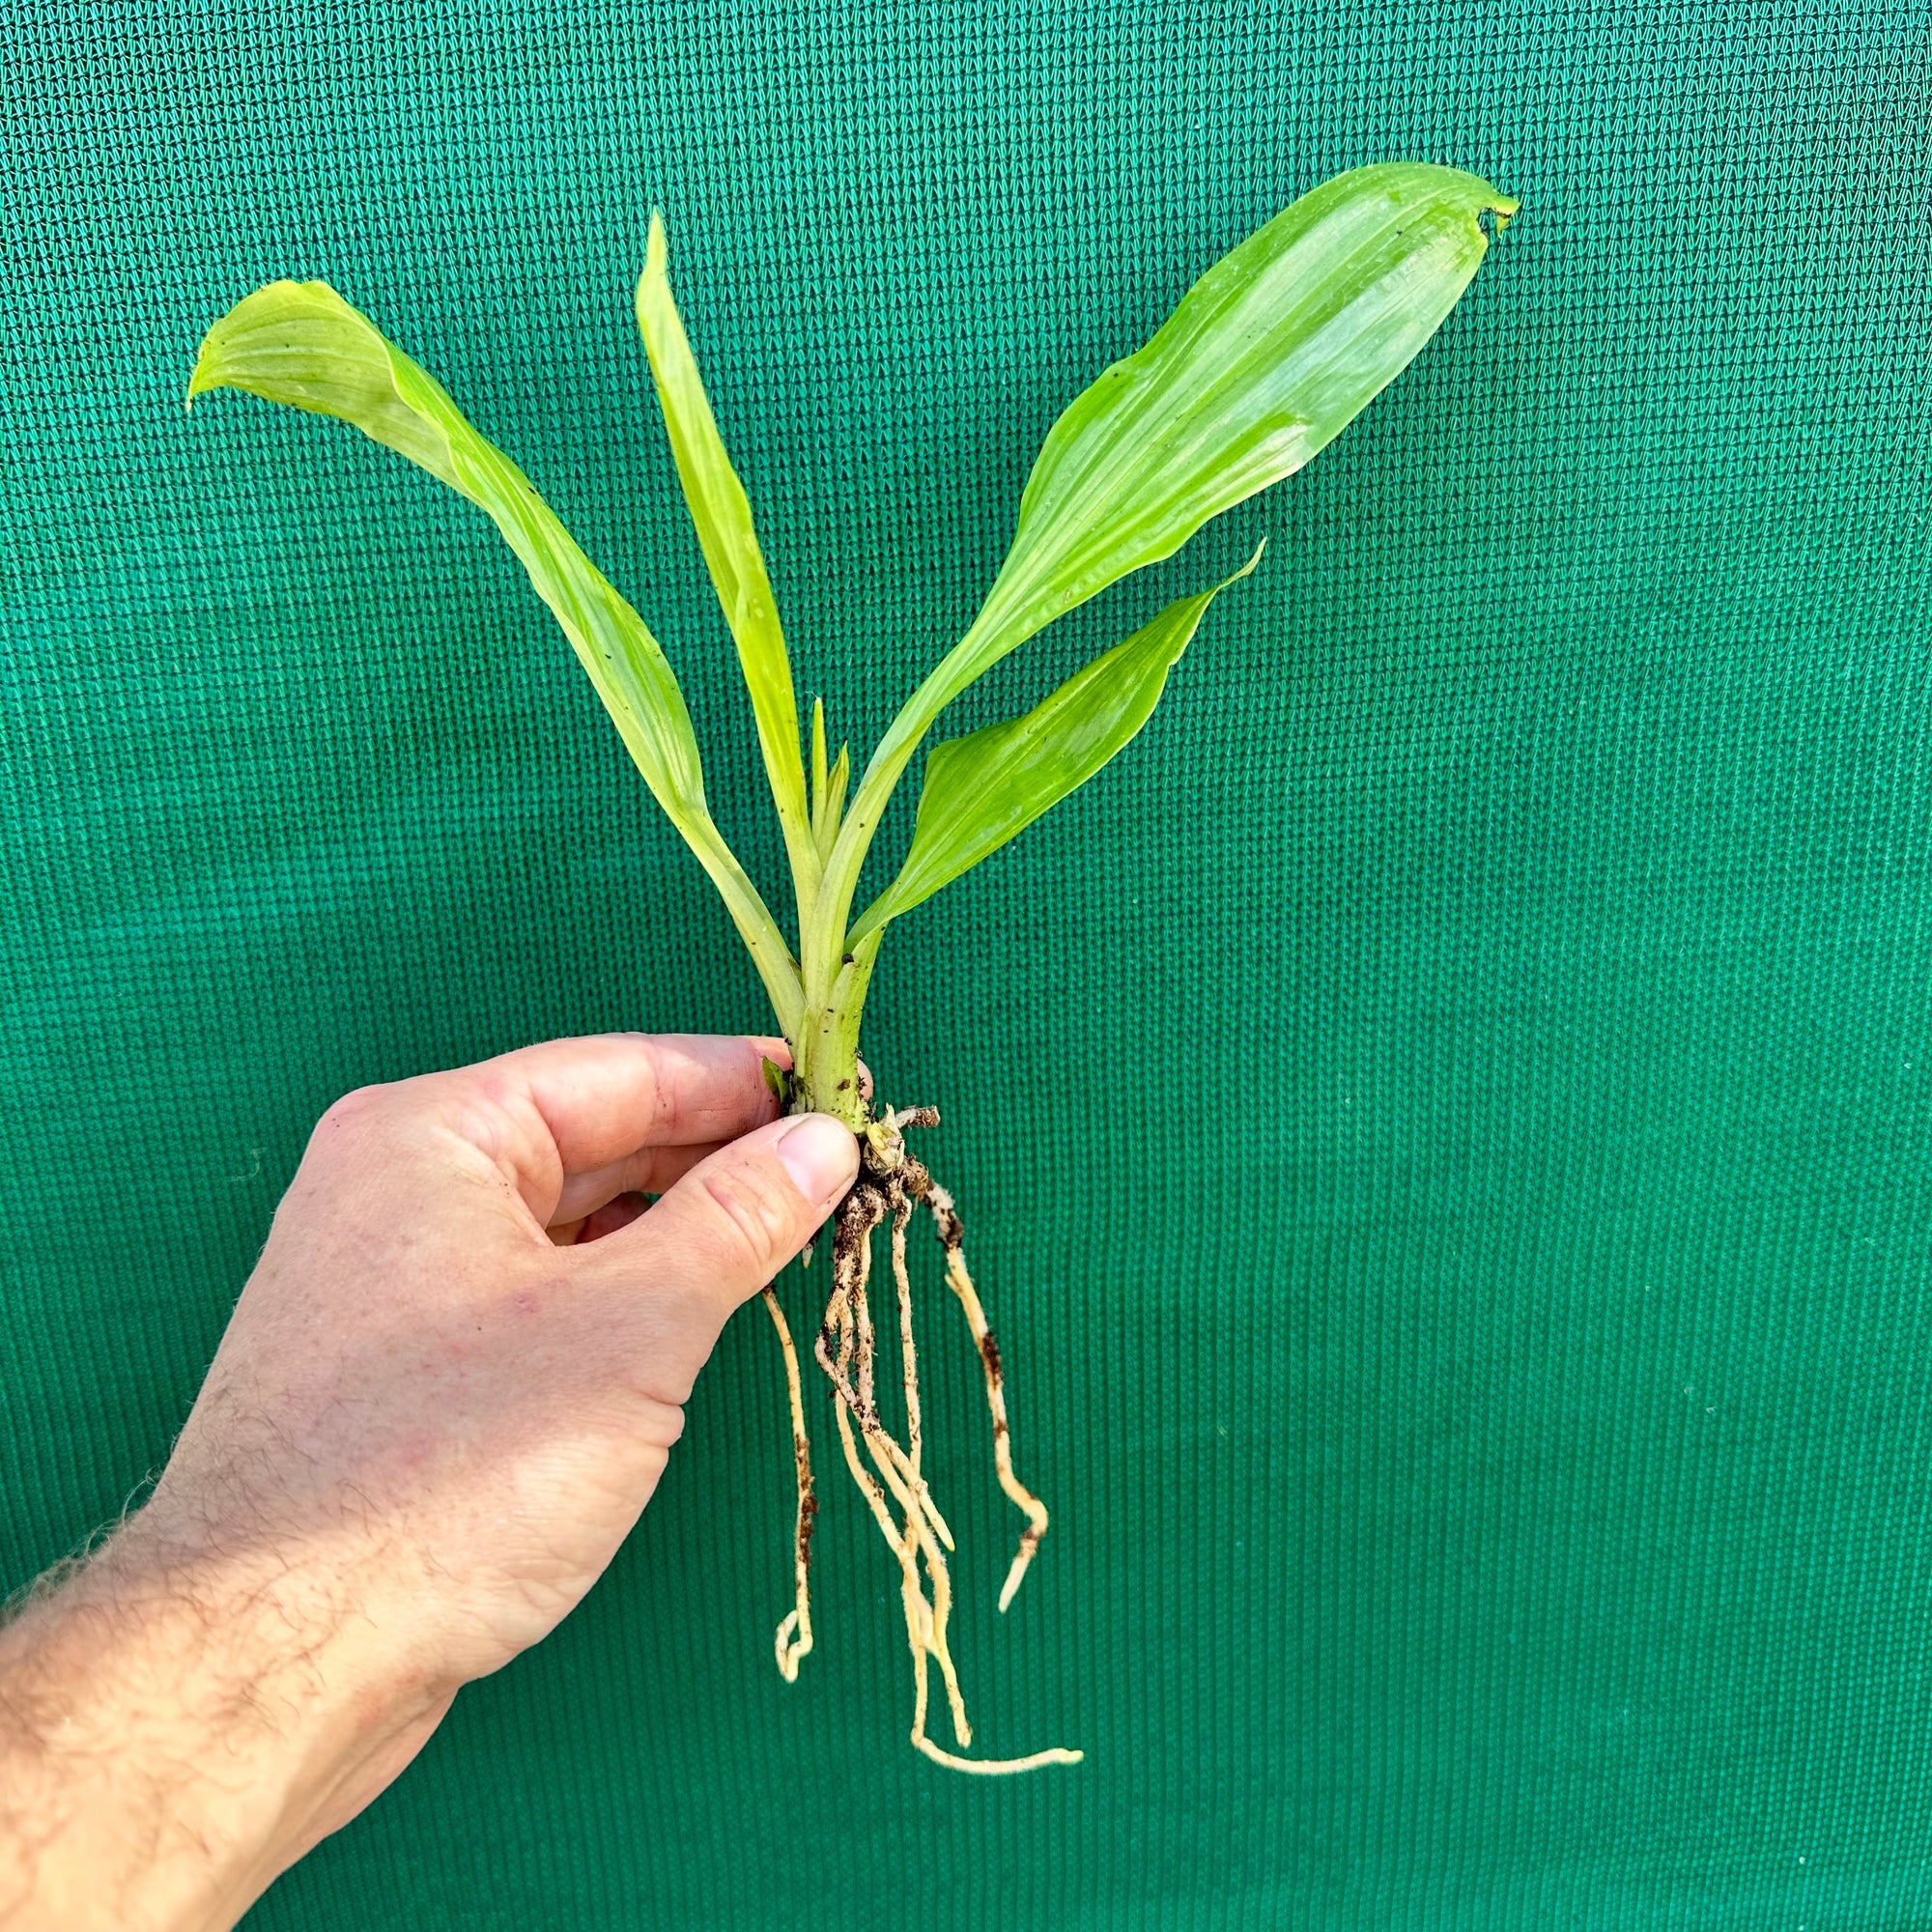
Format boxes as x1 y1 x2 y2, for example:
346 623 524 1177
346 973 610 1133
0 1033 859 1931
153 1029 859 1677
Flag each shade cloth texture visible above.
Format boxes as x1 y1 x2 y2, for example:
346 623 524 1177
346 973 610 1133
5 3 1932 1926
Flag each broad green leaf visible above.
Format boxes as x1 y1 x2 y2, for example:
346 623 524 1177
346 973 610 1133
635 212 810 842
980 164 1514 654
186 279 805 1034
821 161 1515 935
850 543 1264 943
188 280 706 814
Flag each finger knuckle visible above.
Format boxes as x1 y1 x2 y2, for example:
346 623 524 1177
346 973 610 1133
316 1083 390 1135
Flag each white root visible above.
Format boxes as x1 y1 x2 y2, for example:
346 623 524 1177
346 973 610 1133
891 1192 924 1482
771 1118 1080 1774
923 1178 1053 1612
812 1323 954 1550
759 1286 814 1682
827 1238 971 1744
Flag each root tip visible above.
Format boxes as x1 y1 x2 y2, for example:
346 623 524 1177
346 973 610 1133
910 1736 1088 1776
997 1529 1044 1611
774 1610 811 1682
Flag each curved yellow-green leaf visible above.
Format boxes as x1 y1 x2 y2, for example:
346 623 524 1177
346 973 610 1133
849 543 1264 944
186 280 805 1034
984 163 1514 650
636 213 810 850
188 280 708 813
821 161 1516 940
813 739 849 862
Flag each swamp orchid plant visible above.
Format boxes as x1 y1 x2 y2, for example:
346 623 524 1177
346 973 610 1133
188 160 1515 1771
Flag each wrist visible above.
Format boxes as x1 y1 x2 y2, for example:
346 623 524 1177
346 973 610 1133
0 1511 453 1932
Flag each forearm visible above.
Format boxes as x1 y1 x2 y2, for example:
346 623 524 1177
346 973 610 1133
0 1514 451 1932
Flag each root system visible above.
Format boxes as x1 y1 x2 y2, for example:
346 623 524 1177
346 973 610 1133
763 1102 1082 1774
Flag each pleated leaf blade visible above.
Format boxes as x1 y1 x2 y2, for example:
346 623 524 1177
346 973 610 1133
186 280 806 1031
851 544 1264 940
859 162 1516 794
188 278 711 820
635 212 809 835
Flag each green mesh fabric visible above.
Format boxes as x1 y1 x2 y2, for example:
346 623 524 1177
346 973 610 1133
6 4 1932 1925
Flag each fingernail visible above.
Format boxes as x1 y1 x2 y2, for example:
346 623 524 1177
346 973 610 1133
775 1113 859 1207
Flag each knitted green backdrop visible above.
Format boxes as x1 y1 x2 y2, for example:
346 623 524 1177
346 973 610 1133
6 4 1931 1926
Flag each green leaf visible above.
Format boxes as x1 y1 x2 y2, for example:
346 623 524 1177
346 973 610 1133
760 1054 800 1111
850 542 1264 943
186 278 806 1035
819 162 1515 939
188 280 704 813
810 696 829 813
808 696 850 859
814 740 850 862
635 212 810 846
974 164 1514 660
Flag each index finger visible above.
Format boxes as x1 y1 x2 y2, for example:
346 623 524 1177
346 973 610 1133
426 1031 789 1203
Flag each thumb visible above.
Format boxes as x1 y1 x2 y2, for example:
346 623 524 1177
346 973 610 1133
603 1112 860 1313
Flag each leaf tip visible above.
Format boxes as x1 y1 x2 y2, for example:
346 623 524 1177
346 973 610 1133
1213 537 1266 593
184 334 226 412
1479 185 1521 239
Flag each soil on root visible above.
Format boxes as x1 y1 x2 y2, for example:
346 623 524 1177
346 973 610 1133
762 1102 1081 1775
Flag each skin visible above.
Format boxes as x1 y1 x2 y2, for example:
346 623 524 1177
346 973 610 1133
0 1032 861 1932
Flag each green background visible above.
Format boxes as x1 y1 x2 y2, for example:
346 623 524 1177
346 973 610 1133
6 3 1931 1925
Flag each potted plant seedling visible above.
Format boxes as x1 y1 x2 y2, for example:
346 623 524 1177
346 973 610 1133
187 160 1515 1771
